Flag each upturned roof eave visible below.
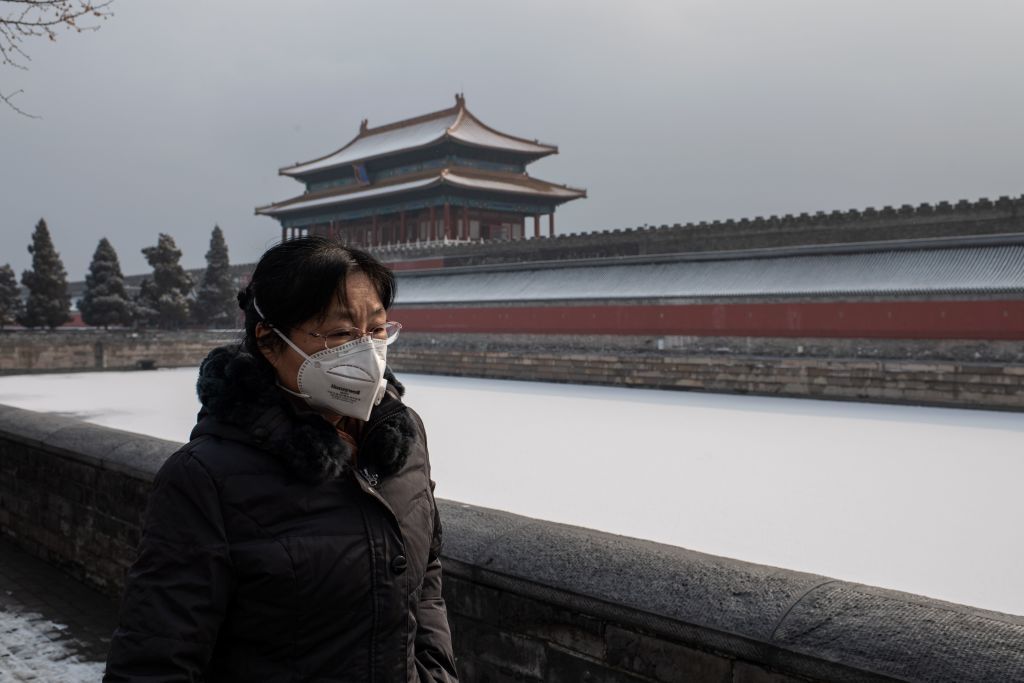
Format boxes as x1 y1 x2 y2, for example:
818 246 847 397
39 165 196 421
452 107 558 155
443 135 558 161
256 167 585 218
443 173 586 202
256 174 445 217
277 100 461 178
277 130 366 178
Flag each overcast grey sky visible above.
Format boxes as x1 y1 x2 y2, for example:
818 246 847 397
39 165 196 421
2 0 1023 281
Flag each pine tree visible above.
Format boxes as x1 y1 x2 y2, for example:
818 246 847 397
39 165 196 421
192 225 237 328
131 278 159 328
79 238 132 329
136 233 193 329
19 218 70 329
0 264 24 329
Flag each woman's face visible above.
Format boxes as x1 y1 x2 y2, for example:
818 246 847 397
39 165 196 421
257 271 386 403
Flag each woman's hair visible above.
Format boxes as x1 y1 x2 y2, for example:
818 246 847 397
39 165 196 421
237 237 396 359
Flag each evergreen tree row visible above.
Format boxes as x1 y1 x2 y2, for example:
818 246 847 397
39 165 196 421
0 220 239 330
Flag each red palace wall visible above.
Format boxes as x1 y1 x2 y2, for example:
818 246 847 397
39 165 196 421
390 299 1024 340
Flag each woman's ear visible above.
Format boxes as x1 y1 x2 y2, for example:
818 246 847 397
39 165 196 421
255 322 279 367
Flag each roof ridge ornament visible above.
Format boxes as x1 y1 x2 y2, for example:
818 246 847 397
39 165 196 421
359 118 369 134
455 92 465 108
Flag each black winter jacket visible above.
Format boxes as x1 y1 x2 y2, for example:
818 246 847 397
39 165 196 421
104 345 458 682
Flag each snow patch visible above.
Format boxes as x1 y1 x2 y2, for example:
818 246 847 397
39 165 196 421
0 610 104 682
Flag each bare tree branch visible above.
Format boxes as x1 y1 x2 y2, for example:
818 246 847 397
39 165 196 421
1 86 39 117
1 0 114 116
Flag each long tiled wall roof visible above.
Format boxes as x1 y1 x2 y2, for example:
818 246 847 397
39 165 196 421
393 243 1024 303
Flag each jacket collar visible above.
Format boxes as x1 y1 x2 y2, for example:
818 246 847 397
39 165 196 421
192 344 416 483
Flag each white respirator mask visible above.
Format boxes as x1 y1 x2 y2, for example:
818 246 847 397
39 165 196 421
254 301 389 421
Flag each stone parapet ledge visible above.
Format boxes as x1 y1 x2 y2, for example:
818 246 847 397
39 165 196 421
0 405 175 593
0 403 173 481
438 501 1024 682
1 406 1022 681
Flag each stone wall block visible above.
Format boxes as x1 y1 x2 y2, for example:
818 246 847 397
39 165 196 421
456 617 547 679
455 656 544 683
545 645 656 683
494 590 606 660
732 661 817 683
443 574 501 623
605 624 733 683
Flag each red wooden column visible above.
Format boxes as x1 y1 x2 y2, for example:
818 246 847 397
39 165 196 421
534 215 541 238
462 205 470 240
549 212 555 238
429 206 436 242
371 214 378 246
400 211 406 243
281 226 287 243
443 202 452 240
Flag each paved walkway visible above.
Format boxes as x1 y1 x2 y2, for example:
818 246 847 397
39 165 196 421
0 537 117 681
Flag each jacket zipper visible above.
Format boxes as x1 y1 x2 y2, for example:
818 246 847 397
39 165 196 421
357 408 404 489
356 406 406 682
358 467 380 488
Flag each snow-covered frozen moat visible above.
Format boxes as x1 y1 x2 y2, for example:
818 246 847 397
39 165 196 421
0 368 1021 616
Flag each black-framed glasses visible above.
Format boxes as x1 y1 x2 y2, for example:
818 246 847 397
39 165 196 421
306 321 402 349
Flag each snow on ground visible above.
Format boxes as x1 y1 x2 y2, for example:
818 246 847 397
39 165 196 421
0 369 1022 615
0 368 202 443
0 611 104 682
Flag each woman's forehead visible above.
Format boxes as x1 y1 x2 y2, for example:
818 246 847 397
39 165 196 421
323 275 384 322
323 301 384 323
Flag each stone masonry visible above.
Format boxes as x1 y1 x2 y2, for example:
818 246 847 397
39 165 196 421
2 330 1021 411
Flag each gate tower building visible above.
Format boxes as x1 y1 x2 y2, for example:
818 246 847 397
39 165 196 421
257 94 586 247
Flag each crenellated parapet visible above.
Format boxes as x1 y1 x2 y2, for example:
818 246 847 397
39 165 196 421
369 193 1024 267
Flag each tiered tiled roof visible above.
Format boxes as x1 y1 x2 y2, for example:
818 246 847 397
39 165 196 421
279 94 557 178
257 95 585 221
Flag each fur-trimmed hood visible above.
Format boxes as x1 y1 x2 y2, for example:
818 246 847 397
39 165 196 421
192 344 417 483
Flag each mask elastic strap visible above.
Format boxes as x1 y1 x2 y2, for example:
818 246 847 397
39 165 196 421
254 298 316 365
276 382 310 400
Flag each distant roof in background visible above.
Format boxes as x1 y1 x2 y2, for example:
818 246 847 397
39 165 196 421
392 244 1024 303
280 94 557 177
257 167 585 217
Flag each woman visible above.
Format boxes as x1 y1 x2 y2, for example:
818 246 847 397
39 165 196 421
105 237 458 682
